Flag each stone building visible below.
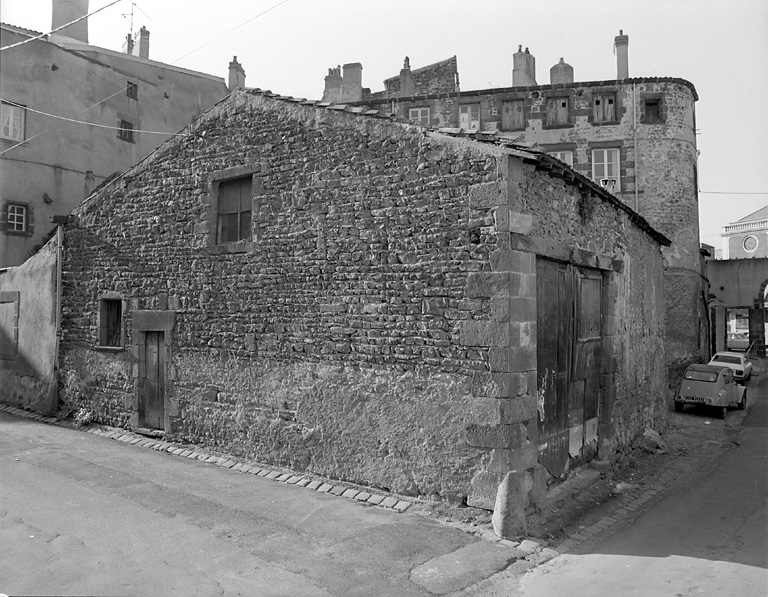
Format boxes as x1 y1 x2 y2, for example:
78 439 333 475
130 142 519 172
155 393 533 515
0 0 241 267
36 88 670 535
323 32 705 381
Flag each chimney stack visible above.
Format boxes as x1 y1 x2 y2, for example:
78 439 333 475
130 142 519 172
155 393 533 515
339 62 363 103
228 56 246 91
137 25 150 59
550 57 574 85
399 56 416 97
322 66 342 102
615 30 629 79
52 0 89 43
513 46 537 87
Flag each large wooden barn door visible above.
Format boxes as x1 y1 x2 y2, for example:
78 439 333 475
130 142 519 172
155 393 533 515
536 258 603 478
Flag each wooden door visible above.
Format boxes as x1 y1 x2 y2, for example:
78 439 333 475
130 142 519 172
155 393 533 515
143 331 165 429
536 259 603 478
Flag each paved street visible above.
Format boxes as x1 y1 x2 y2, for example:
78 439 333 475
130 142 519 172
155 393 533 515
0 408 527 597
469 358 768 596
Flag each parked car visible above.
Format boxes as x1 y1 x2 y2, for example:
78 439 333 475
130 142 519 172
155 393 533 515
708 351 753 383
674 364 747 419
726 332 749 351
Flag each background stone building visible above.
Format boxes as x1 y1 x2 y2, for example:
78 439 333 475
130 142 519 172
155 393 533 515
324 32 705 381
720 205 768 260
39 88 670 534
0 0 239 267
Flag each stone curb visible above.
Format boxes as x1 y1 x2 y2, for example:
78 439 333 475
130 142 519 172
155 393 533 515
0 404 412 514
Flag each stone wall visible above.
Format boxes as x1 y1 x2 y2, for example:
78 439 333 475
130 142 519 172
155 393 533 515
58 89 668 511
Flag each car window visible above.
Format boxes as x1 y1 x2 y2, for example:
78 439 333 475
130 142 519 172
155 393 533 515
723 370 732 383
684 370 718 382
712 355 740 365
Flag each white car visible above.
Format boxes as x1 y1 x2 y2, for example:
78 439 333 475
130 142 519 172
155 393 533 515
707 351 753 383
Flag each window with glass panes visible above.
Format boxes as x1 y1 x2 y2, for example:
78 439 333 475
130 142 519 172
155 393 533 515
7 204 26 232
592 148 620 191
217 176 252 243
409 107 430 125
551 151 573 166
1 101 25 141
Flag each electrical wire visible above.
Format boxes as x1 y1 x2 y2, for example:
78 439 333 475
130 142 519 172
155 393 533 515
0 0 125 51
699 191 768 195
0 99 196 136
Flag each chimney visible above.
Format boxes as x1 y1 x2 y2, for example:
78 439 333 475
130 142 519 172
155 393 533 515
122 32 134 55
550 57 574 85
137 25 150 59
399 56 416 97
228 56 246 91
339 62 363 103
512 45 537 87
615 30 629 79
52 0 89 43
322 65 342 102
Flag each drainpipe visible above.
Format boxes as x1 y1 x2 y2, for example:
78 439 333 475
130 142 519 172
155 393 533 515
633 83 639 213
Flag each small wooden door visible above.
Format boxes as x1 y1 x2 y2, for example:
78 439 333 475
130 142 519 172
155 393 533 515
142 331 165 429
536 258 603 478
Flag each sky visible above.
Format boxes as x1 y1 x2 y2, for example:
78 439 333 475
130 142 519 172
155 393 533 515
2 0 767 250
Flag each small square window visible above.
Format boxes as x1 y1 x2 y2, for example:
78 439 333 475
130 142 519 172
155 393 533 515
117 120 135 143
6 204 26 232
126 81 138 100
1 101 26 141
409 107 430 125
645 99 662 123
217 176 253 244
593 94 616 123
99 298 123 347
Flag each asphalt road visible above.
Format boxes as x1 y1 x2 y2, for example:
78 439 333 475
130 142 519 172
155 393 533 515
0 411 523 597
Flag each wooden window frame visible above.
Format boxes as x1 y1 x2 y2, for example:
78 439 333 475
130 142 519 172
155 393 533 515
97 294 125 349
126 81 139 100
408 107 430 125
117 119 135 143
545 96 571 128
1 101 25 142
593 94 617 124
459 104 480 131
591 147 621 192
217 176 253 245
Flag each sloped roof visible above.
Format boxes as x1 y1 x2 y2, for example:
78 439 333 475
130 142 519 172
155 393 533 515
736 204 768 223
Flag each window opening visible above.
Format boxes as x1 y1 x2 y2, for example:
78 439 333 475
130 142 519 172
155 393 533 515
459 104 480 131
6 204 26 232
546 97 569 126
126 81 138 100
99 299 123 347
1 101 25 141
593 94 616 123
217 177 253 243
502 99 525 130
550 150 573 166
592 148 620 191
645 99 662 123
117 119 135 143
408 107 430 125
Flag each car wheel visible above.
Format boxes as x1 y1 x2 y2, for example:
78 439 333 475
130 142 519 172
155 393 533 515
674 401 684 412
738 389 747 410
717 406 728 419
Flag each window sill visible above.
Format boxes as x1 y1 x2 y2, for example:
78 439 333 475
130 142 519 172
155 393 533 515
208 240 257 255
542 124 573 130
0 229 32 237
94 345 125 353
591 121 620 127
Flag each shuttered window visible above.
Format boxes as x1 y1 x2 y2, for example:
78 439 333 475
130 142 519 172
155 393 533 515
593 94 616 123
546 97 569 126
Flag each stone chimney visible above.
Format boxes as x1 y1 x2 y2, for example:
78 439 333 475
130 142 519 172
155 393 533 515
228 56 246 91
137 25 150 59
123 32 134 55
550 57 574 85
399 56 416 97
512 46 537 87
615 30 629 79
52 0 89 43
339 62 363 103
322 66 342 102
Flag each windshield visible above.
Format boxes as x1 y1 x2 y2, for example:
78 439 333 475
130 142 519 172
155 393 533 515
712 355 741 365
684 370 718 382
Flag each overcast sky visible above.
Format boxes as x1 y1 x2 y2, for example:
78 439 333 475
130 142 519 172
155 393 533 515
2 0 767 249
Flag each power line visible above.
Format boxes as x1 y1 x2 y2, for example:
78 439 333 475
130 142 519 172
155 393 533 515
700 191 768 195
0 100 196 136
0 0 125 51
172 0 291 64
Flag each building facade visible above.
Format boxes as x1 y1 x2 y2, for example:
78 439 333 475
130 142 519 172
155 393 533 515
28 88 672 536
0 0 239 267
324 32 705 380
720 205 768 260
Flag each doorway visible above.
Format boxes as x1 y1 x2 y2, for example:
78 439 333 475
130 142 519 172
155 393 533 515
141 330 165 430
